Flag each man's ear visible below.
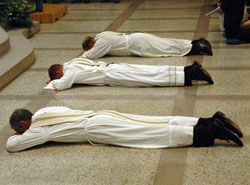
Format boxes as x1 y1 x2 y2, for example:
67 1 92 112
20 120 29 128
13 120 29 134
55 70 63 79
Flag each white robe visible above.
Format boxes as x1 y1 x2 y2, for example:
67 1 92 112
81 32 192 59
6 106 198 152
44 58 185 90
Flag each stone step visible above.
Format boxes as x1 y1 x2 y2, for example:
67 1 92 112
0 27 10 57
0 35 35 90
0 22 40 90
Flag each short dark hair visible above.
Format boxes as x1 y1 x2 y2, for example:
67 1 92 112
48 64 62 80
82 36 94 50
9 108 33 129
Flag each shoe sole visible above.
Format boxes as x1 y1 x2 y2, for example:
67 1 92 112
214 119 243 147
199 38 213 56
200 67 214 84
200 38 212 50
215 111 243 138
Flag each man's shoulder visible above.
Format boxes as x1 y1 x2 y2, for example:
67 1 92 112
33 106 71 117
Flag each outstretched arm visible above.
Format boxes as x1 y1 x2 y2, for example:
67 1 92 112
6 128 47 152
44 71 76 91
81 40 111 59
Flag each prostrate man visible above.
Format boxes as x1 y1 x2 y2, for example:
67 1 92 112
44 58 214 91
81 31 213 59
6 106 243 152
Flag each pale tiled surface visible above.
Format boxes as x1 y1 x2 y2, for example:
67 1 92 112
0 71 47 95
61 10 123 20
203 48 250 67
68 1 131 10
184 147 249 185
40 20 113 32
0 145 161 185
207 31 228 46
197 71 250 96
130 9 201 19
138 1 203 9
118 19 198 32
31 50 82 68
0 0 250 185
30 34 86 48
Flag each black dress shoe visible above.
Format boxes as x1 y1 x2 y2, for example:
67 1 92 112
199 38 212 51
199 44 213 56
213 111 243 138
185 61 202 72
192 65 214 84
192 61 202 68
213 119 243 147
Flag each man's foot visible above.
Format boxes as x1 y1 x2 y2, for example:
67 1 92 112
192 65 214 84
198 41 213 56
185 61 202 72
191 38 213 56
199 38 212 51
192 61 202 68
213 119 243 147
213 111 243 138
226 38 240 45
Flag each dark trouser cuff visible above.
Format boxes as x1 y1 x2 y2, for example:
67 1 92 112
184 69 192 86
186 43 200 56
193 119 214 147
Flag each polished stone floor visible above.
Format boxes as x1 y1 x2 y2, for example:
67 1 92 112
0 0 250 184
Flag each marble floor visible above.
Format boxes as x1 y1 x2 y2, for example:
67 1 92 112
0 0 250 184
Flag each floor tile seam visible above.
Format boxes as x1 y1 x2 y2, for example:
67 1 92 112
60 19 115 21
206 67 250 71
104 0 144 31
154 0 212 184
127 17 212 20
68 8 203 11
68 9 126 11
137 8 204 10
213 45 250 49
59 17 214 21
1 95 250 100
29 68 48 71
